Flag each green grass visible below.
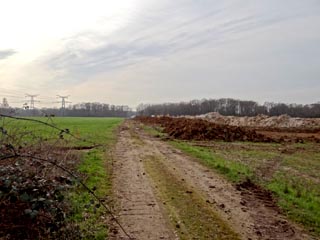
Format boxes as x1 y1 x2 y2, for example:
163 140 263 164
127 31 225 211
268 173 320 235
65 118 123 239
282 151 320 179
266 149 320 235
170 141 252 183
69 150 111 239
1 117 122 147
142 125 166 138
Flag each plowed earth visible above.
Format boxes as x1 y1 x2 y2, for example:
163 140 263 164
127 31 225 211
136 116 320 143
110 120 313 240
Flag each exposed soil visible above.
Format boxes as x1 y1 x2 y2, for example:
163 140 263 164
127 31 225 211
56 145 100 151
109 124 177 240
110 120 314 240
136 116 320 143
194 112 320 131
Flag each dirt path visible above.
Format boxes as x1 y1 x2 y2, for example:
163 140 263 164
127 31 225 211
110 124 178 240
111 121 313 240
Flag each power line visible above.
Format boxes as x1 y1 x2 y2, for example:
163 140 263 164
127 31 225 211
0 87 29 96
0 94 24 99
7 101 27 104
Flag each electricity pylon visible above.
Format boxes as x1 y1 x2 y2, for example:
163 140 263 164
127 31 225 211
56 95 71 116
25 94 39 109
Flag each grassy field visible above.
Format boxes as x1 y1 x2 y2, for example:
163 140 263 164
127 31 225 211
143 126 320 236
1 116 123 239
1 117 122 146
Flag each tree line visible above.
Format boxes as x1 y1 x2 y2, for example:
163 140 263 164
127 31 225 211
137 98 320 118
0 102 134 117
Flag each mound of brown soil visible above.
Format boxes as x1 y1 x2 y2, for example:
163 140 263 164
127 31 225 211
194 113 320 132
136 116 273 142
136 116 320 143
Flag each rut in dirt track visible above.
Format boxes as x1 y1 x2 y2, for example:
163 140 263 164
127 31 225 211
110 120 313 240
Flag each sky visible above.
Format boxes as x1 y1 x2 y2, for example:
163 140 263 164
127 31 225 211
0 0 319 109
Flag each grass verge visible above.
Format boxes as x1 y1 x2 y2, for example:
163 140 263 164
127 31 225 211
170 140 252 183
69 150 110 239
64 118 123 239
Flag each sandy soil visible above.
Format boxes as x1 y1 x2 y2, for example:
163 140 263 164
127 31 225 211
110 120 314 240
194 112 320 130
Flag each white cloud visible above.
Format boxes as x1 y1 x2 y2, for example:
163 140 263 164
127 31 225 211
1 0 320 107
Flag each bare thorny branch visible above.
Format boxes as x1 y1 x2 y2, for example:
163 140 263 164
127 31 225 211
0 114 133 239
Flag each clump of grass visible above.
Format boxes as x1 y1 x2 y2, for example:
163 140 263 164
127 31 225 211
169 140 252 182
142 125 166 138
